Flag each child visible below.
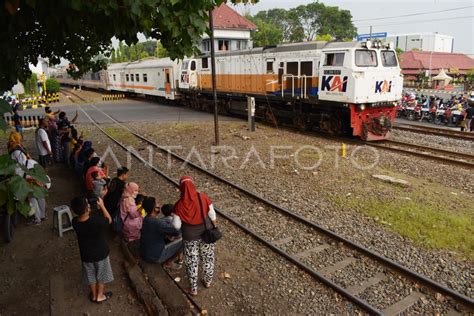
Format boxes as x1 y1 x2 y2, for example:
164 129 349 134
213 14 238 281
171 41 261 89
135 194 146 217
92 171 107 198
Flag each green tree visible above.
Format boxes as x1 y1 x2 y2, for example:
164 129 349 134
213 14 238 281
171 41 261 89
315 34 333 41
395 48 404 60
155 42 169 58
45 78 60 93
1 0 253 91
248 18 283 47
464 69 474 90
23 73 38 96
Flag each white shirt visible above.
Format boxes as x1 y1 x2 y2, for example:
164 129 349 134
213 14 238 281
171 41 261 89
35 128 51 156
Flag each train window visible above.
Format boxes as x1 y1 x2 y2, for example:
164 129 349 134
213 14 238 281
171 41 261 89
135 74 139 82
131 74 134 82
266 61 274 73
218 40 229 51
143 74 148 82
355 50 378 67
126 74 129 82
300 61 312 76
190 61 196 71
202 57 209 69
286 62 298 75
381 50 398 67
181 61 189 70
113 74 116 81
324 53 345 66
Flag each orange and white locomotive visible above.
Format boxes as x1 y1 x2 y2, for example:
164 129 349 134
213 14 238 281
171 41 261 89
180 40 403 140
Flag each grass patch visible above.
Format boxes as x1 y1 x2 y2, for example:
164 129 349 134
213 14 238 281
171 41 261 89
332 194 474 260
103 127 138 146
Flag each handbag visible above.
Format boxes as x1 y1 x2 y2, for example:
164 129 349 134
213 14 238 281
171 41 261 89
198 192 222 244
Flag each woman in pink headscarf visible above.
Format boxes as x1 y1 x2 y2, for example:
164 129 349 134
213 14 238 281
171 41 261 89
120 182 143 242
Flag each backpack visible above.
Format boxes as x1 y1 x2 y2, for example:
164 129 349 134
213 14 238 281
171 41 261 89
112 211 129 233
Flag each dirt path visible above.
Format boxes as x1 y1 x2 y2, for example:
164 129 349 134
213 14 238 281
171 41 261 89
0 131 145 315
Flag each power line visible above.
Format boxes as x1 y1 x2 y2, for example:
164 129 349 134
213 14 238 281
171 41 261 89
352 5 473 22
357 15 474 28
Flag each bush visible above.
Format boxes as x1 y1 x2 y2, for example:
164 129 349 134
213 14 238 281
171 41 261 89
45 78 60 93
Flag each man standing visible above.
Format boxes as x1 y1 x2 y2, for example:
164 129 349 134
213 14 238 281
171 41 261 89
104 167 129 218
465 101 474 132
71 196 113 303
12 108 23 138
35 118 52 169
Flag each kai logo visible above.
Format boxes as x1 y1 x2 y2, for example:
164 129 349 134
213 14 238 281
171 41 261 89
375 80 392 93
321 75 348 92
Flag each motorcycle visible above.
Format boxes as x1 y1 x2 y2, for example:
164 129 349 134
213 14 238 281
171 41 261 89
407 104 422 121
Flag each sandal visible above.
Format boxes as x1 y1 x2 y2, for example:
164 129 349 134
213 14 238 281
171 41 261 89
96 291 113 303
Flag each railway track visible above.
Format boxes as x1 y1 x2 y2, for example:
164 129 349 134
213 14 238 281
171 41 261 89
393 123 474 141
367 140 474 169
75 98 473 315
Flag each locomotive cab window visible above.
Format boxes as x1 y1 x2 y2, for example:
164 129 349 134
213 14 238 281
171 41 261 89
324 53 345 66
381 50 398 67
126 74 129 82
143 74 147 82
181 61 189 70
266 61 274 73
190 61 196 71
355 50 378 67
202 57 209 69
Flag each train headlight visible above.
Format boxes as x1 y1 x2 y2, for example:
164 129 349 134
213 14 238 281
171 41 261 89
387 42 394 49
365 41 372 49
360 104 366 111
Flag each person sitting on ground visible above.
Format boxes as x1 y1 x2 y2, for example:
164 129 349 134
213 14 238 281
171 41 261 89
104 167 129 219
120 182 143 242
92 171 108 199
70 137 83 167
85 157 107 193
71 196 113 303
140 198 183 264
22 159 51 225
35 119 53 169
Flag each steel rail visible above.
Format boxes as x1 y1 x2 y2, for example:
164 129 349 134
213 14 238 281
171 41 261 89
393 123 474 141
79 105 383 315
85 102 474 310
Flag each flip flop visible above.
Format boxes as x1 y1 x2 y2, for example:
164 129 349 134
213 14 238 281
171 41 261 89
186 288 198 296
96 291 113 303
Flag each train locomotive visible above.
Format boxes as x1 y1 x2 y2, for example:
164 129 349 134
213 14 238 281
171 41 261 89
53 40 403 141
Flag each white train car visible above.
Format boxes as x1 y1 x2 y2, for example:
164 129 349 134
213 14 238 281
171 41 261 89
107 58 180 100
52 70 108 90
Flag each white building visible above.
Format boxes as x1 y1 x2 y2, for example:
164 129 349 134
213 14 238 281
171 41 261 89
200 3 256 53
387 33 454 53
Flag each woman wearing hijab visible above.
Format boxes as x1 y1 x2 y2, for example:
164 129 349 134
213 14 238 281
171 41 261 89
120 183 143 242
8 131 30 166
174 176 217 296
75 141 93 176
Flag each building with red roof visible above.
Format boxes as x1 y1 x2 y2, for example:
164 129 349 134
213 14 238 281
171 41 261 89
400 50 474 88
201 3 257 53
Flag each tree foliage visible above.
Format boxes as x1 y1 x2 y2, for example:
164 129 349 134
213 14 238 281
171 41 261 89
110 40 169 63
246 16 283 47
1 0 254 91
45 78 60 93
250 1 356 46
23 73 38 96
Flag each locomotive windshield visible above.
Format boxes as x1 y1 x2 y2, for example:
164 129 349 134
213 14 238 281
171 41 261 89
381 50 398 67
355 50 378 67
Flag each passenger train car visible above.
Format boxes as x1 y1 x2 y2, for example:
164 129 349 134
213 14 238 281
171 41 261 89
53 40 402 140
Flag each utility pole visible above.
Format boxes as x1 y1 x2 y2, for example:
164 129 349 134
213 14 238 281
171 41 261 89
209 8 219 146
369 26 372 39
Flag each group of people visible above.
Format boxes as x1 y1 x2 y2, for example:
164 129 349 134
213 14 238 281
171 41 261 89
71 168 219 303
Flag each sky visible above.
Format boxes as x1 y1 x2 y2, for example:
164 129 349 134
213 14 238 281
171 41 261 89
234 0 474 56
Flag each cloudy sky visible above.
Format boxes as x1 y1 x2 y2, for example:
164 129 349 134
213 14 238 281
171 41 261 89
234 0 474 56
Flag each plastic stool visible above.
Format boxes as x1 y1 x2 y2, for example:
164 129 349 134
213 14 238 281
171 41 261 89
53 205 74 237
